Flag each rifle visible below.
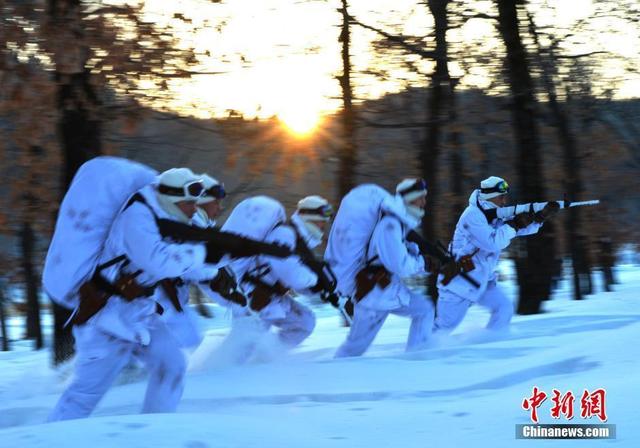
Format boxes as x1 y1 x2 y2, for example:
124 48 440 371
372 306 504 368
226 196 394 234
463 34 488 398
155 218 293 261
405 230 480 289
126 193 293 261
486 199 600 221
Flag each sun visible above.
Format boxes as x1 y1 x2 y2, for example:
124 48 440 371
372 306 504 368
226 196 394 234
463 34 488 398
278 107 321 137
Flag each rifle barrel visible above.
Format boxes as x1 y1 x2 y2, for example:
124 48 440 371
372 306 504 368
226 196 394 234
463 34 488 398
496 199 600 218
566 200 600 208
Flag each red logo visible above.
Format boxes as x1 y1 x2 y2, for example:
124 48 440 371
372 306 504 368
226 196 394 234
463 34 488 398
580 389 608 422
550 389 575 420
523 387 607 423
522 387 547 423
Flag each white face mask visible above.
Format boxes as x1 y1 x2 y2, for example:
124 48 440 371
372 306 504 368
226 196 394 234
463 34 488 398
301 220 324 247
156 194 191 223
406 204 425 221
195 208 216 226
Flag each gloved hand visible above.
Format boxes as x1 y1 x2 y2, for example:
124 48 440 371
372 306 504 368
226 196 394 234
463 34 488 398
249 287 272 312
209 268 236 296
321 291 340 307
534 201 560 223
209 268 248 306
322 292 354 322
309 281 324 294
507 212 534 230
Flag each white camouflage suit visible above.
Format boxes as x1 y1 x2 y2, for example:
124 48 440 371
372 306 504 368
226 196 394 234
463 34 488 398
153 209 229 351
213 212 318 364
335 212 435 358
435 189 543 332
49 184 208 421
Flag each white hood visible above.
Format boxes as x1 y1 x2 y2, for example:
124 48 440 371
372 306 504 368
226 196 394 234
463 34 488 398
382 194 421 230
469 189 498 211
291 212 322 249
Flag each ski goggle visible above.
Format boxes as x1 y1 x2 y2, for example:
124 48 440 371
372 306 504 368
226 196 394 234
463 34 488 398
480 180 509 195
298 203 334 220
158 180 206 200
203 183 226 200
398 178 428 197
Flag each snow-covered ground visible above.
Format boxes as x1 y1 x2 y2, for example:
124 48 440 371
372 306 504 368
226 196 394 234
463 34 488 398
1 263 638 447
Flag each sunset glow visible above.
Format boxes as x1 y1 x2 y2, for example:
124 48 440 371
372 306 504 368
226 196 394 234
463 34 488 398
278 108 321 137
138 0 640 133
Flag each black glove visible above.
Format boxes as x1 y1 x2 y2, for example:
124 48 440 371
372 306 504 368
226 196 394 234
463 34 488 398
507 212 534 230
309 281 324 294
249 287 272 312
209 268 236 295
534 202 560 223
209 268 247 306
321 291 340 307
322 292 354 319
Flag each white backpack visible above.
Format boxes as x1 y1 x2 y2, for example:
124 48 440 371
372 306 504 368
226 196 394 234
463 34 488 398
221 195 287 279
42 156 158 309
325 184 416 296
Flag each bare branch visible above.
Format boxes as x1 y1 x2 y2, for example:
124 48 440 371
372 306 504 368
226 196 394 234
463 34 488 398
153 69 228 77
556 51 610 60
346 12 437 60
461 12 498 22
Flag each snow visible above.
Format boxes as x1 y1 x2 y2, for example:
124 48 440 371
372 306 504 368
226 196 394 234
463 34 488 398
1 262 639 447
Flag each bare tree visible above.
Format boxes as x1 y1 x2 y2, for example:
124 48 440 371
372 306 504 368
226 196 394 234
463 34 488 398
525 12 591 300
337 0 357 199
1 0 224 363
495 0 556 314
0 279 9 351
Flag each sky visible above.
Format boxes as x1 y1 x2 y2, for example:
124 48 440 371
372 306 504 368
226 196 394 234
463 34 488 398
138 0 640 134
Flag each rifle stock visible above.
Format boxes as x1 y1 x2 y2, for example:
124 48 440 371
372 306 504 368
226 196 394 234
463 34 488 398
155 218 293 259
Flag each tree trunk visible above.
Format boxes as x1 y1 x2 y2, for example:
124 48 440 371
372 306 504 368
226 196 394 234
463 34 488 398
49 0 103 364
420 0 452 298
0 287 9 351
21 221 43 349
421 0 451 245
598 237 616 292
337 0 357 199
526 13 590 300
496 0 555 314
448 81 464 232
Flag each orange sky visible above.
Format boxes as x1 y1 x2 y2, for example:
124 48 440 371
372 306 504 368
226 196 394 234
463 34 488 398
138 0 640 134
